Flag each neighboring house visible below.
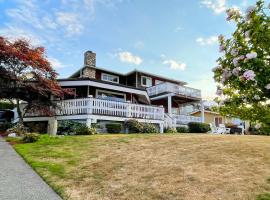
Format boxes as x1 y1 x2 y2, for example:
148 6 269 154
22 51 204 133
191 109 250 131
191 110 233 127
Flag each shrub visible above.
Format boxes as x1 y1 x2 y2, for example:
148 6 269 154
258 125 270 136
0 101 14 109
106 123 122 133
25 122 47 134
125 119 144 133
75 125 96 135
57 120 83 135
176 126 188 133
188 122 210 133
0 122 13 131
7 123 28 136
164 127 177 133
142 123 158 133
22 133 40 143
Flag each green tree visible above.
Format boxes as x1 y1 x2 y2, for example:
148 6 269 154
213 0 270 131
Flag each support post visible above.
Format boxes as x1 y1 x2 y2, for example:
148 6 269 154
200 100 205 123
86 118 92 128
159 123 164 133
47 117 58 136
168 95 172 116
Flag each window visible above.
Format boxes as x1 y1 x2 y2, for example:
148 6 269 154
141 76 152 87
155 80 164 85
96 89 126 102
215 117 223 127
101 73 119 83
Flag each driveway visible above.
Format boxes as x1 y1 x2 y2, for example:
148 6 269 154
0 137 62 200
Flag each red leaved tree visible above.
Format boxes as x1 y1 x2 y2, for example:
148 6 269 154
0 36 71 129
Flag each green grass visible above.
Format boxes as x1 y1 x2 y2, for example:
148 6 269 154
11 134 270 200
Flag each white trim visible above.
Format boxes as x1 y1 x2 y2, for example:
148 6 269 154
141 76 152 87
150 93 175 100
24 114 164 124
95 89 126 100
101 73 119 84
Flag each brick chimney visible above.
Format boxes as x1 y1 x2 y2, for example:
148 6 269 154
84 50 96 67
81 50 96 78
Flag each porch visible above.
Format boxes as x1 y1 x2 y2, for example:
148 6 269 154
23 97 202 132
147 82 204 127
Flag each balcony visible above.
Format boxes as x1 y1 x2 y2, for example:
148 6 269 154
24 98 165 121
147 82 201 99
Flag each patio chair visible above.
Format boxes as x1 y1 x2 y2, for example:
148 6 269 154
219 124 231 134
209 123 225 134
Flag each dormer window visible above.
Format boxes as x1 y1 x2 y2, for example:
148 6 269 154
101 73 119 83
141 76 152 87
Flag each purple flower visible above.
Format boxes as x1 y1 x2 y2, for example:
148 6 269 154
254 95 260 100
218 35 225 41
232 67 241 76
233 58 239 66
255 124 261 129
226 8 241 21
265 83 270 90
246 6 256 15
246 52 257 60
219 45 225 52
231 48 238 56
216 89 223 96
243 70 256 81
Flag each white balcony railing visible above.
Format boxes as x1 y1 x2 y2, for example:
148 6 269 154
172 114 202 125
25 98 165 121
147 82 201 99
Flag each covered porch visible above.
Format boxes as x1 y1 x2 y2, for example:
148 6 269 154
147 82 204 126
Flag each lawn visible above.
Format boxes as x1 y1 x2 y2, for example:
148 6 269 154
12 134 270 200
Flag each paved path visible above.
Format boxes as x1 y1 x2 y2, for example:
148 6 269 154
0 137 62 200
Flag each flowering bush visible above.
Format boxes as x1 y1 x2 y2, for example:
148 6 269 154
213 0 270 131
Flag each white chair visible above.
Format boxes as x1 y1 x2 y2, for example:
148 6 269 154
209 123 225 134
219 124 231 134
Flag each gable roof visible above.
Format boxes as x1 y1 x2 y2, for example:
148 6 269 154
69 66 187 85
190 110 220 115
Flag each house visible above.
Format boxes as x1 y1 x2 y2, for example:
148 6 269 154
22 51 204 133
191 108 250 132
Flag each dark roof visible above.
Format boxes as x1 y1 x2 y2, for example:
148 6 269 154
69 66 187 85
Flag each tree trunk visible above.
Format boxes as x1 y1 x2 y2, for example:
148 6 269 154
16 98 24 127
47 117 58 136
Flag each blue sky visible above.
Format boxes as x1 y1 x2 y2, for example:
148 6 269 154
0 0 263 99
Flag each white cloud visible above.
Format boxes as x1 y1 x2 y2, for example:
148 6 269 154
0 25 44 46
163 60 186 71
48 57 65 69
117 51 143 65
201 0 227 14
55 12 84 36
196 36 218 45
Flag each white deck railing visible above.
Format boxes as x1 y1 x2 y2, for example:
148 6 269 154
26 98 165 121
147 82 201 99
172 114 202 125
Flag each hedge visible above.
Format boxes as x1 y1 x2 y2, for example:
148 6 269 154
188 122 210 133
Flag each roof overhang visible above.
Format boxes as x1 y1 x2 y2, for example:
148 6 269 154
59 80 150 103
